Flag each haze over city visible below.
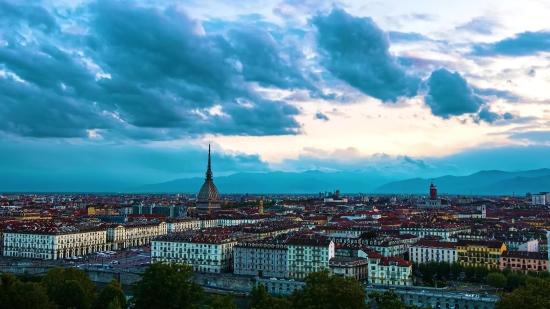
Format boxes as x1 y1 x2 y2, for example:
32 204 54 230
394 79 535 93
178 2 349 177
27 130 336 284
2 0 550 192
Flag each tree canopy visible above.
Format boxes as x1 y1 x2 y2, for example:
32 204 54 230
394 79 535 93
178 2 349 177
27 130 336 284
41 267 97 309
248 284 292 309
290 269 368 309
130 261 204 309
497 278 550 309
0 273 56 309
94 279 128 309
487 273 507 289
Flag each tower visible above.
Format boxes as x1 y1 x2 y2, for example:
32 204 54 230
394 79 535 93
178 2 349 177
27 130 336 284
429 180 437 200
196 144 221 213
481 205 486 219
259 197 264 215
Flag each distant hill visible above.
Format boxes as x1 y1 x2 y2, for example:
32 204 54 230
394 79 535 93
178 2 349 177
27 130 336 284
126 170 394 194
374 168 550 195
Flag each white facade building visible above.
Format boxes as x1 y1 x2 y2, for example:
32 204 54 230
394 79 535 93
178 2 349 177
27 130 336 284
233 239 288 278
286 237 335 280
400 223 470 241
532 194 546 205
166 218 200 233
518 239 539 252
408 240 457 264
107 221 167 250
367 252 413 287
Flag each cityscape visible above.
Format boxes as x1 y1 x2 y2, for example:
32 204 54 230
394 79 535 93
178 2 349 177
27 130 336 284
2 0 550 309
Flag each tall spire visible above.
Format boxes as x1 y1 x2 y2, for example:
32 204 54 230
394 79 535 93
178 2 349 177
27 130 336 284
206 144 213 181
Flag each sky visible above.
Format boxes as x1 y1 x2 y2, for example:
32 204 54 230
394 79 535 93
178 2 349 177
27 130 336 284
1 0 550 190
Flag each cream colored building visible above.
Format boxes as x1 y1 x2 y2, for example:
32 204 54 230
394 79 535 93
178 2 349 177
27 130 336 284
409 240 457 264
367 252 413 287
400 223 470 241
286 237 335 280
151 228 240 273
165 218 200 233
3 226 109 260
234 239 288 278
107 221 167 250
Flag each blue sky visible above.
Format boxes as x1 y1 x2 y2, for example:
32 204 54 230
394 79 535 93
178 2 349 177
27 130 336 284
1 0 550 190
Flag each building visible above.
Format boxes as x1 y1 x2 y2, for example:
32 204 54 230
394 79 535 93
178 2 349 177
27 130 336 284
196 145 221 213
233 238 288 278
532 194 546 205
417 181 450 208
367 252 413 287
3 225 109 260
165 218 200 233
409 240 457 264
152 228 242 273
329 257 369 281
286 236 335 280
107 221 167 250
456 240 506 269
500 251 549 274
518 239 539 252
400 223 470 241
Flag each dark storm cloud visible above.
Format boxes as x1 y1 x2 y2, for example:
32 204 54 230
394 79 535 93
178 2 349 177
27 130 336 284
314 112 329 121
0 0 311 139
0 0 58 33
455 17 499 35
424 69 483 118
472 31 550 56
475 107 505 124
311 8 420 103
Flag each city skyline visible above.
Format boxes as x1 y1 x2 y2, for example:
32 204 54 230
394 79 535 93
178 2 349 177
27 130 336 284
1 0 550 191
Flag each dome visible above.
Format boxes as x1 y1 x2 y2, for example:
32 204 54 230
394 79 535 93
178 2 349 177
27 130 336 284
197 181 220 202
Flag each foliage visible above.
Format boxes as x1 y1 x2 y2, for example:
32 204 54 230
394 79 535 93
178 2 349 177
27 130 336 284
290 269 368 309
42 267 97 309
367 290 423 309
131 261 204 309
487 273 507 288
496 279 550 309
203 294 237 309
94 279 127 309
248 284 292 309
0 273 57 309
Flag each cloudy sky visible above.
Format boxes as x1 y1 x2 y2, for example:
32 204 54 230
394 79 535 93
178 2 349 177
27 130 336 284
1 0 550 190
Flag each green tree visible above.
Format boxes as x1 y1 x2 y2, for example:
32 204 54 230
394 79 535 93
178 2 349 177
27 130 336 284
496 279 550 309
290 269 367 309
131 262 204 309
540 271 550 279
487 273 507 288
42 267 97 309
464 266 476 281
0 273 56 309
475 266 489 281
368 290 421 309
450 262 463 279
94 279 127 309
203 294 237 309
248 284 291 309
437 262 451 280
506 272 522 288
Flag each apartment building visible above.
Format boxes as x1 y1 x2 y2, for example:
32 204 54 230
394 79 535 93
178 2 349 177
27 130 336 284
500 251 549 274
286 236 335 280
329 257 369 281
362 235 420 257
400 223 470 241
408 240 457 264
151 228 244 273
107 221 167 250
456 240 506 269
3 225 108 260
233 238 288 278
165 218 200 233
367 252 413 287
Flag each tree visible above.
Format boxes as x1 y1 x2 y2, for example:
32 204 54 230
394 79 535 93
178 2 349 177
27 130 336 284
248 284 291 309
203 294 237 309
131 262 205 309
450 262 463 279
487 273 507 288
475 266 489 281
94 279 127 309
0 273 56 309
437 262 451 280
496 279 550 309
506 272 522 288
290 269 368 309
367 290 421 309
42 267 97 308
464 266 476 281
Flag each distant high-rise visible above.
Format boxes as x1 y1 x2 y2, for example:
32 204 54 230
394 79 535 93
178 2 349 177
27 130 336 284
196 144 221 213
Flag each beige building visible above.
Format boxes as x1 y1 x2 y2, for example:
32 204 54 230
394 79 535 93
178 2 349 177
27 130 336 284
409 240 458 264
107 221 167 250
286 237 335 280
500 251 549 274
233 239 288 278
400 223 470 241
329 257 369 281
367 252 413 287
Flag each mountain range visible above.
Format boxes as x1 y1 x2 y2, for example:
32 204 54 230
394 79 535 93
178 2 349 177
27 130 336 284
127 168 550 195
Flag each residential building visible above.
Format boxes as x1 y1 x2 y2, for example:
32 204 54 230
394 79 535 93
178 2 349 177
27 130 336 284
500 251 548 274
233 238 288 278
518 239 539 252
165 218 200 233
329 257 369 281
408 240 457 264
152 228 243 273
367 252 413 286
107 221 167 250
456 240 506 269
400 223 470 241
286 236 335 280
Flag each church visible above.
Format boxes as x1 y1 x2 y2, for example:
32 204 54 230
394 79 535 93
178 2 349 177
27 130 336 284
195 145 221 213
